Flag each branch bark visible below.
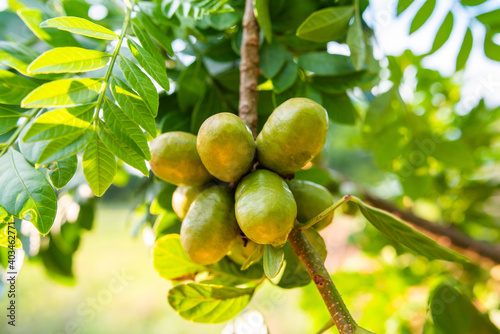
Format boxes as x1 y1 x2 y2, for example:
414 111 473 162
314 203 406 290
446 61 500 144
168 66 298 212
288 229 358 334
363 193 500 265
237 1 363 333
238 0 259 138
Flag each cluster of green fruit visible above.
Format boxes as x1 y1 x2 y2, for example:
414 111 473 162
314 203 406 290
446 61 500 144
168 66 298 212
150 98 334 266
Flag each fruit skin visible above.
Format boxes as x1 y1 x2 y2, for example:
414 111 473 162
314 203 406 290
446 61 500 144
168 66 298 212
227 238 262 266
197 113 256 182
172 185 204 220
235 169 297 247
286 180 334 230
256 98 329 175
181 186 238 265
150 132 212 186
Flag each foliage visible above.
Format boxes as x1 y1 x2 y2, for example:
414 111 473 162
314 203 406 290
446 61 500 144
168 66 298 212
0 0 499 332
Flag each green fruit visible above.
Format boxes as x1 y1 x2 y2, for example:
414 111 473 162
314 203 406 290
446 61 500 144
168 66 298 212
197 113 256 182
287 179 334 230
172 185 204 220
227 238 262 266
181 186 238 265
235 169 297 247
256 98 329 175
150 132 212 186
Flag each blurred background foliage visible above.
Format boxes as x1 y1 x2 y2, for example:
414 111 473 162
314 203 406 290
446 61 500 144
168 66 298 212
1 0 500 333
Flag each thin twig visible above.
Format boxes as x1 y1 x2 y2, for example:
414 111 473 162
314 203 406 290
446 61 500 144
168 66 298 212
298 194 351 230
288 229 358 334
238 0 259 137
363 193 500 265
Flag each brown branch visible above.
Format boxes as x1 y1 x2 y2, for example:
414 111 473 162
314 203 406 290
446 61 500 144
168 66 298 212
288 229 358 334
238 0 259 138
236 2 368 332
363 193 500 265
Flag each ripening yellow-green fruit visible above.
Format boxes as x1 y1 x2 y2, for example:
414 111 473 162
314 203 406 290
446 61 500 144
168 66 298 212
256 98 329 175
197 113 256 182
227 238 262 266
286 179 334 230
235 169 297 247
150 132 212 186
181 186 238 265
172 185 204 220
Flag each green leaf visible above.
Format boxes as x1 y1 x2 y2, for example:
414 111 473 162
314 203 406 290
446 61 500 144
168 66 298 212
277 242 311 289
0 106 25 135
255 0 272 43
150 183 176 214
456 28 473 71
354 198 469 263
346 11 366 70
432 140 474 168
409 0 436 34
110 77 157 136
277 229 327 289
161 111 190 133
0 41 42 77
429 283 500 334
27 47 111 74
23 103 95 142
127 39 170 91
272 58 299 94
190 85 222 133
476 9 500 27
17 9 79 47
21 78 102 108
484 29 500 61
177 60 207 111
119 56 159 114
40 16 118 40
298 52 356 76
102 97 151 160
97 121 148 175
460 0 486 5
0 69 38 105
296 6 353 43
263 245 284 279
310 70 368 93
153 234 204 280
47 155 78 189
208 12 241 30
397 0 414 15
240 244 265 270
0 149 57 234
134 14 174 56
37 128 93 166
429 12 453 54
83 131 116 197
168 283 255 323
322 92 356 125
132 22 165 68
259 39 287 79
0 222 22 248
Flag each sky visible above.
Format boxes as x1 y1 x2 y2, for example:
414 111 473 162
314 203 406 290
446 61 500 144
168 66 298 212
367 0 500 109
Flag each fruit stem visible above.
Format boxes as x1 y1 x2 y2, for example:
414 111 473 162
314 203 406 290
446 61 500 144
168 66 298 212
298 194 351 230
238 0 259 138
92 6 132 122
315 319 335 334
288 228 359 334
0 108 41 158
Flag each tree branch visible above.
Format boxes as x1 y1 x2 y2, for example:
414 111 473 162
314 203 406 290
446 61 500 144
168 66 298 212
288 229 358 334
363 193 500 265
236 1 366 333
238 0 259 138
